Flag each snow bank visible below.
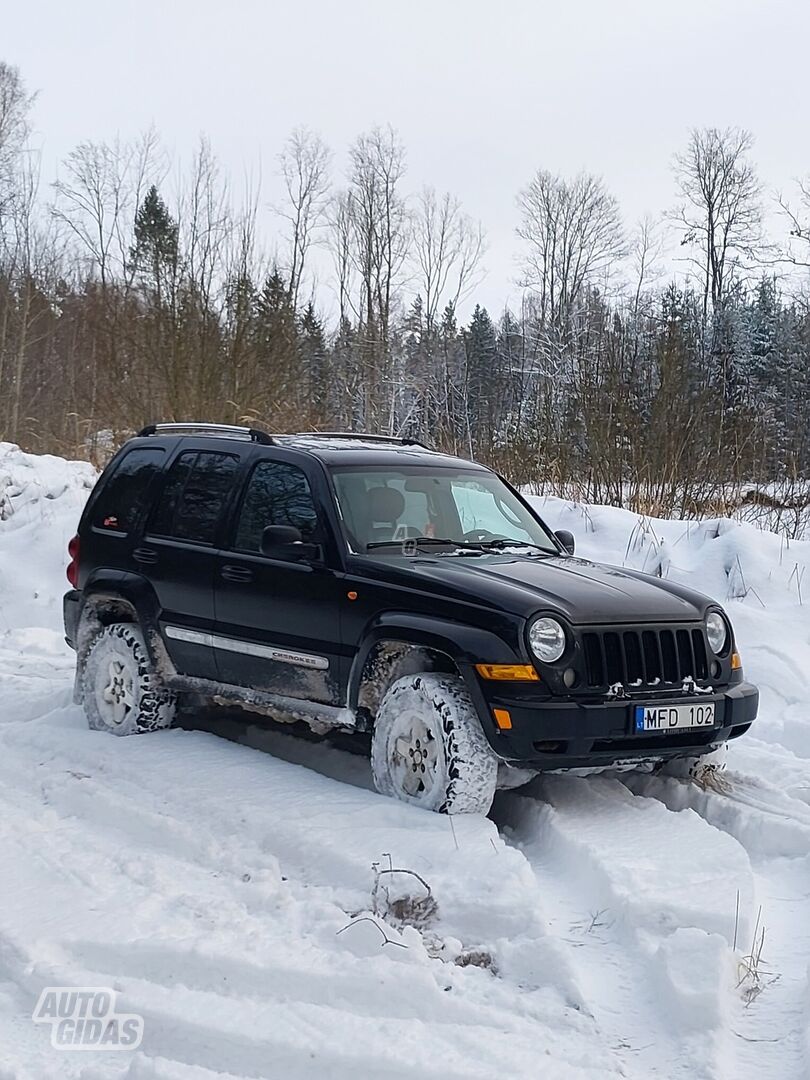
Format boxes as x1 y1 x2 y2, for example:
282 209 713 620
0 442 96 632
0 446 808 1079
532 493 810 760
0 443 96 721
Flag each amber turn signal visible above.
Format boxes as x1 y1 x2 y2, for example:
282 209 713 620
475 663 540 681
492 708 513 730
731 652 742 670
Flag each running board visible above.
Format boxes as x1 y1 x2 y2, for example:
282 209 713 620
163 673 360 734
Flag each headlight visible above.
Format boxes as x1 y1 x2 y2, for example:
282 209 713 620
706 612 728 655
529 617 566 663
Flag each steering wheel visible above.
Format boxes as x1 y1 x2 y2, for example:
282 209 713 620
461 529 504 544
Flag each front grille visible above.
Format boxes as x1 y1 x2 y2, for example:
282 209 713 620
581 626 708 689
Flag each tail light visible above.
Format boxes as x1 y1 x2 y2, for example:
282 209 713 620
66 534 80 587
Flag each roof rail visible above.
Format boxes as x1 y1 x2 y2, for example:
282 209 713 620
293 431 433 450
137 422 275 446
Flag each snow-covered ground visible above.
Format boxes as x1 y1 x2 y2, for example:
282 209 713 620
1 440 809 1079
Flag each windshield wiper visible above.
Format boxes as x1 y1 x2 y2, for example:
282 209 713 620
476 539 553 554
366 537 486 551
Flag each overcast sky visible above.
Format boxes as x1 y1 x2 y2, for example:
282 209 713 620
5 0 810 317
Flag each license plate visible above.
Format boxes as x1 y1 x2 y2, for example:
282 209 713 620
635 702 716 732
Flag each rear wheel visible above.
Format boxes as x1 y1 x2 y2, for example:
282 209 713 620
370 673 498 814
82 623 176 736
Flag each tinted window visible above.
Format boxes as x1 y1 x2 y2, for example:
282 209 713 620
148 450 239 544
93 447 165 533
234 460 318 552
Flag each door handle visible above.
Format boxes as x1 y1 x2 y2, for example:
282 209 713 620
133 547 158 565
221 565 253 583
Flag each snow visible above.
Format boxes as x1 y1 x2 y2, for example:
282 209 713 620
1 440 809 1078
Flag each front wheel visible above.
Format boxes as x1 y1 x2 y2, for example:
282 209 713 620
82 623 176 736
370 673 498 814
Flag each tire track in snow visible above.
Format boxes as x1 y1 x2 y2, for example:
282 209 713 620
623 767 810 1080
495 774 757 1080
0 709 623 1080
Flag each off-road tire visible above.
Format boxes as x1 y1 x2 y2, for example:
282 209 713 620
370 673 498 815
82 622 176 736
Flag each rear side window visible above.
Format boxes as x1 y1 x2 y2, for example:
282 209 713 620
148 450 239 544
234 460 319 551
93 447 165 534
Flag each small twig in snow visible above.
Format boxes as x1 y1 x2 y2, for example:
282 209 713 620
336 916 408 949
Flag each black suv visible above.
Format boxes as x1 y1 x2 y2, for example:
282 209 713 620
64 423 758 814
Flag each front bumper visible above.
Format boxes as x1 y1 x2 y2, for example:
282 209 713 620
474 679 759 769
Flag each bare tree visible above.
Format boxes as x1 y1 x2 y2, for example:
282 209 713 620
778 177 810 269
328 188 356 326
517 170 625 327
51 131 161 288
0 62 34 226
674 127 762 320
412 187 484 332
629 215 665 317
277 127 330 310
331 126 410 429
179 137 231 301
348 125 409 352
2 154 66 443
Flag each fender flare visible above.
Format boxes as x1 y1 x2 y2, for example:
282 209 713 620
77 570 173 676
347 610 522 715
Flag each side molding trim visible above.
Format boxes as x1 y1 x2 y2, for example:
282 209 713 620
164 625 329 670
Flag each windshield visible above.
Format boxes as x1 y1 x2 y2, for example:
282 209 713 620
330 466 558 555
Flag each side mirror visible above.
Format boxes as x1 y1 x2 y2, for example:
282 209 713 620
555 529 575 556
260 525 320 561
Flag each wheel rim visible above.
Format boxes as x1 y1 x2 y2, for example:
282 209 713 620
98 656 136 726
390 710 441 800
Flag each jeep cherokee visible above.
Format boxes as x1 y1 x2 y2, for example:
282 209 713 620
63 423 759 815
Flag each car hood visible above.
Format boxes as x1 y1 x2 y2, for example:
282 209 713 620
392 553 712 624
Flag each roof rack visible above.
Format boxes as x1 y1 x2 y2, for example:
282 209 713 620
292 431 433 450
137 422 275 446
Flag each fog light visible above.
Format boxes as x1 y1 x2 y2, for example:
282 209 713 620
711 660 721 678
563 668 577 688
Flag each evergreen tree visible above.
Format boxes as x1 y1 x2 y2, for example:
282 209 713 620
129 185 179 296
253 268 301 421
463 305 498 453
299 302 328 423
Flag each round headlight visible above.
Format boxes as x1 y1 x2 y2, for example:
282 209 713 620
706 612 728 655
529 617 567 663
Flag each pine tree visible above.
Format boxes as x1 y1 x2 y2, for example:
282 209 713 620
299 302 328 423
127 186 181 417
463 305 498 454
129 185 179 297
254 268 301 423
